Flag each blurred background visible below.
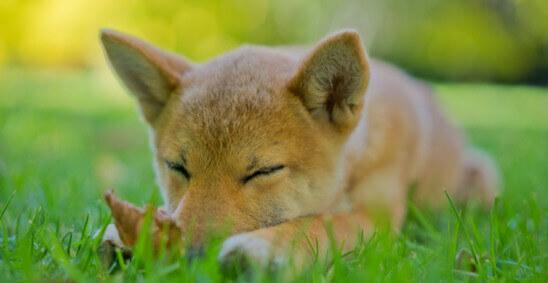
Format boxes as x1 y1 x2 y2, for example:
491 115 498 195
0 0 547 83
0 0 546 220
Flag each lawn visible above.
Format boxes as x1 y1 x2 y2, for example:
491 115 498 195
0 68 546 281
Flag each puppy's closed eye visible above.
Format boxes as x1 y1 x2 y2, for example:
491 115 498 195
165 161 191 179
243 165 285 184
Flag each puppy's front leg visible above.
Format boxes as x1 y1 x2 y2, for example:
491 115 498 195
218 210 373 270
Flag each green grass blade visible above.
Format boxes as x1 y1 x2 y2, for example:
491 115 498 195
444 189 483 274
41 228 85 281
408 201 441 243
0 191 16 221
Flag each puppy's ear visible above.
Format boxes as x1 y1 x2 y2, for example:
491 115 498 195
288 30 370 130
100 29 192 124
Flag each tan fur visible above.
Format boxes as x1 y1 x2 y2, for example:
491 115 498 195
100 29 499 267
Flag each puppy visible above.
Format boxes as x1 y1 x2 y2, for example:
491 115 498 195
99 29 499 267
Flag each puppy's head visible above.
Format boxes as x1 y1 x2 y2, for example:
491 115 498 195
101 29 369 245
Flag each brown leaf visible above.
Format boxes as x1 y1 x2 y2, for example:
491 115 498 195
104 190 182 252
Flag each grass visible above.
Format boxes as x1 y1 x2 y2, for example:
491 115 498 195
0 68 547 281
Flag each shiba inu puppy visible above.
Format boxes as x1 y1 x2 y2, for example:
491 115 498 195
99 29 499 267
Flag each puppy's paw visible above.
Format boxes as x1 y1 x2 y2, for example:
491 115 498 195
218 233 284 273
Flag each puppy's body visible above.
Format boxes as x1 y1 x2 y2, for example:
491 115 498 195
341 59 482 225
100 30 498 267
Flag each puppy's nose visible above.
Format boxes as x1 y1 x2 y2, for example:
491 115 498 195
187 246 205 262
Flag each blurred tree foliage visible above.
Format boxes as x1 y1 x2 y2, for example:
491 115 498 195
0 0 546 83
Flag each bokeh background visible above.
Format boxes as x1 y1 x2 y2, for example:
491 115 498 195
0 0 547 214
0 0 546 217
0 0 547 83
